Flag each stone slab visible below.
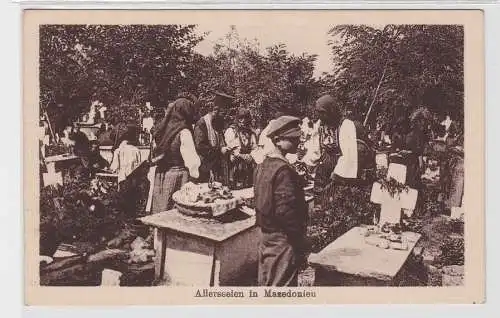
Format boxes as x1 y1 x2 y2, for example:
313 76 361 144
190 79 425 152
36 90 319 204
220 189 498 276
308 227 421 282
140 208 256 243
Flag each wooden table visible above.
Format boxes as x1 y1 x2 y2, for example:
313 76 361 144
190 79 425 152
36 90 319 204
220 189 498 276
139 208 260 287
308 227 421 286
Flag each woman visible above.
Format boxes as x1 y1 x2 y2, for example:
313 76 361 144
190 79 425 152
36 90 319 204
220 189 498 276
312 94 376 224
224 108 258 189
149 95 201 213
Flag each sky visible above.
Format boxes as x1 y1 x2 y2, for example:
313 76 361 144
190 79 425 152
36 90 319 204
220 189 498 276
193 22 336 78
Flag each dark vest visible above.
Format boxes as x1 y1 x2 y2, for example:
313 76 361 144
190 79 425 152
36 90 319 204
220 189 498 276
156 132 184 173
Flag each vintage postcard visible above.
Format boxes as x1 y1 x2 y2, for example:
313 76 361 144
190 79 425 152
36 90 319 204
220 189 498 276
24 10 484 305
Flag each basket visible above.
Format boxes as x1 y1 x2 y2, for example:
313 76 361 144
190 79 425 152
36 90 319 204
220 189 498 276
172 190 244 218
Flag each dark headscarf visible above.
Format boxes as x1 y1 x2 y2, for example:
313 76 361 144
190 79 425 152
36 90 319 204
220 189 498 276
111 123 139 152
236 108 252 129
151 97 197 157
315 94 342 128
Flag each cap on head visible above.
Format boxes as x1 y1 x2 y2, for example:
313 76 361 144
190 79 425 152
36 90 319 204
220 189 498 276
266 116 302 139
214 91 235 108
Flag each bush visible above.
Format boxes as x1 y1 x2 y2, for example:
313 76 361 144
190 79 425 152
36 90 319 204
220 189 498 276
39 164 147 253
437 236 464 266
307 184 377 253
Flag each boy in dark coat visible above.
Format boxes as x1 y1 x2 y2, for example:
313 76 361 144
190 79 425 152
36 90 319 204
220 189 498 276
254 116 309 286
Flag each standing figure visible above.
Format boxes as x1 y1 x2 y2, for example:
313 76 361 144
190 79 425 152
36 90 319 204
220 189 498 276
149 95 201 213
194 91 234 184
225 108 258 189
312 94 376 219
109 125 142 184
254 116 309 286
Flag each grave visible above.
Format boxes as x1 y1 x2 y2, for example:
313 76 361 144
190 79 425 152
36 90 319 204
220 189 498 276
370 163 418 224
99 145 150 164
43 154 80 187
308 226 421 286
139 188 260 286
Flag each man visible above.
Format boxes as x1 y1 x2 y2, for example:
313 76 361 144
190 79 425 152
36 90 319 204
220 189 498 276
194 91 234 183
254 116 309 286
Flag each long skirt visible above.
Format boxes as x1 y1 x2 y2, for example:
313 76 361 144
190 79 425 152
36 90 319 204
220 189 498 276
150 167 189 214
258 231 299 287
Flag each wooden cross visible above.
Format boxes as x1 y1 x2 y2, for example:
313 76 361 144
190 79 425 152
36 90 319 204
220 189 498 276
370 163 418 224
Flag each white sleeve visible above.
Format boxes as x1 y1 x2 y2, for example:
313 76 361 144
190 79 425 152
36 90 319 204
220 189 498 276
180 129 201 179
225 127 240 157
224 128 239 147
334 119 358 178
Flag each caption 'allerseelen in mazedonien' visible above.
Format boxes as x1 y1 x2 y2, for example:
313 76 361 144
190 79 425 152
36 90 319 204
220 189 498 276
195 289 317 298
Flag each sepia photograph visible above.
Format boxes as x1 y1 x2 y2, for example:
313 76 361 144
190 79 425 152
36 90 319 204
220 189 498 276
24 10 484 305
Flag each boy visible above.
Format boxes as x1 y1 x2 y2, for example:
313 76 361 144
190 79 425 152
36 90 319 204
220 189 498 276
254 116 309 286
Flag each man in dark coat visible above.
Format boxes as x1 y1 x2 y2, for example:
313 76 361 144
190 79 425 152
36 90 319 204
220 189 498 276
254 116 309 286
194 91 234 183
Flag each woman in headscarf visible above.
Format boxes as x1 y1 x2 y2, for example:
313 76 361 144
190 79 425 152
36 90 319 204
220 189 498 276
224 108 258 189
149 94 201 213
312 94 376 223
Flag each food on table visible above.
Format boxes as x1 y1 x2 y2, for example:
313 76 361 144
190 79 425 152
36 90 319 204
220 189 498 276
178 182 234 204
173 182 245 217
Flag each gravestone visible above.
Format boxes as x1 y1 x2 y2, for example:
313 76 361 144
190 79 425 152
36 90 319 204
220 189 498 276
101 269 122 286
371 163 418 224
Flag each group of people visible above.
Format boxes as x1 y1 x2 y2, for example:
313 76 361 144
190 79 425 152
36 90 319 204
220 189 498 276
40 88 464 288
142 91 379 287
147 91 261 214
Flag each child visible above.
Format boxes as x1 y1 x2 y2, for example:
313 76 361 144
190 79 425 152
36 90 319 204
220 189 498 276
254 116 309 286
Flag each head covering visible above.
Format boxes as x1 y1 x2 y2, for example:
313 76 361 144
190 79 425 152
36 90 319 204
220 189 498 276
266 116 302 139
214 91 234 108
112 123 139 151
315 94 342 127
151 97 197 157
236 108 252 128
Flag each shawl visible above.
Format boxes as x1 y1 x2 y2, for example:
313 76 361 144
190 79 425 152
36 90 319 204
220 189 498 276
151 97 197 158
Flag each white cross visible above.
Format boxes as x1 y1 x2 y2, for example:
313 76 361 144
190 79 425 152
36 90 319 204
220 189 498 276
42 162 63 187
370 163 418 224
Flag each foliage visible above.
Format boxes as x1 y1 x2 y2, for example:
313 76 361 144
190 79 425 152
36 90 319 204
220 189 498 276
39 163 150 254
307 184 377 253
40 24 204 132
193 26 324 127
44 142 71 157
326 25 464 130
437 236 464 266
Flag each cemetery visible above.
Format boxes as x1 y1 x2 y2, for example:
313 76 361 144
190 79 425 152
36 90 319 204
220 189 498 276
38 24 464 287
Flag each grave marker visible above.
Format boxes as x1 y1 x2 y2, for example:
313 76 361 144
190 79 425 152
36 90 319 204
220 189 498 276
371 163 418 224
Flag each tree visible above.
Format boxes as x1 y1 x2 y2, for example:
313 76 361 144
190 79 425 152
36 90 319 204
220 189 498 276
40 24 204 131
193 26 322 127
326 24 464 131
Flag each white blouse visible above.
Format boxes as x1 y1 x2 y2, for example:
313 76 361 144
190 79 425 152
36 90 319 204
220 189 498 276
179 129 201 179
333 119 358 179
